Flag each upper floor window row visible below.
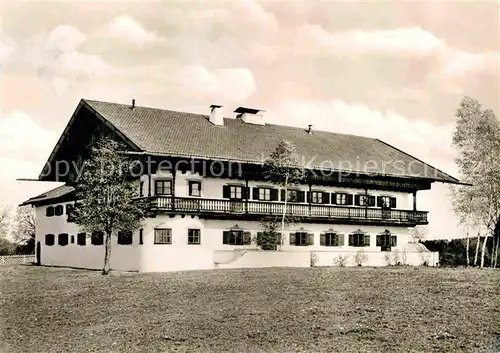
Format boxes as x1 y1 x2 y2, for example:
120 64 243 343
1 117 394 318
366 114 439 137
45 204 65 217
222 186 397 208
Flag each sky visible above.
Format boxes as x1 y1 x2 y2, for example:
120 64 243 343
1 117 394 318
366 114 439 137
1 1 499 239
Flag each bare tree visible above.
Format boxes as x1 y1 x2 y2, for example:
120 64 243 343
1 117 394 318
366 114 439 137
12 206 36 254
263 140 304 250
0 203 11 239
409 225 428 243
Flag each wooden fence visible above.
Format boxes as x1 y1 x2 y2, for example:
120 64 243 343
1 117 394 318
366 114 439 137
0 255 36 266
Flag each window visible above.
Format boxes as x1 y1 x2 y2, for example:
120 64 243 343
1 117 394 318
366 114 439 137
290 232 313 246
139 181 144 197
188 229 201 244
55 205 64 216
66 204 75 222
118 230 133 245
356 195 375 207
91 231 104 245
154 228 172 244
259 188 271 201
310 191 324 204
155 180 172 195
46 206 54 217
321 233 344 246
334 193 353 205
189 181 201 197
349 232 370 247
77 233 86 246
223 230 251 245
287 189 299 202
253 187 278 201
45 234 55 246
230 185 243 200
58 233 69 246
376 232 397 250
139 229 143 245
377 196 396 208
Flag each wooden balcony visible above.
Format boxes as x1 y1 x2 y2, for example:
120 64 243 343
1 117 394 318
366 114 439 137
147 196 428 226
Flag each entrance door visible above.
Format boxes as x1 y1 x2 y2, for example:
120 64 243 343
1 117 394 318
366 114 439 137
36 241 41 265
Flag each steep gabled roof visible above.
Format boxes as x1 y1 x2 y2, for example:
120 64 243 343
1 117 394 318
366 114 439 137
79 99 459 184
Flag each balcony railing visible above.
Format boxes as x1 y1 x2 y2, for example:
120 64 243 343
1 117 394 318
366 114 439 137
148 196 428 225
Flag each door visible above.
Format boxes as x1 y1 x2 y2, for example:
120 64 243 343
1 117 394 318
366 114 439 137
36 241 41 265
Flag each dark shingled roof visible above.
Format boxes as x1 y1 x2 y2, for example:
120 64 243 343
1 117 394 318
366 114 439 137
83 99 458 184
20 185 74 206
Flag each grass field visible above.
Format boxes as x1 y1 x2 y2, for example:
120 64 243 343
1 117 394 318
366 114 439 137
0 265 499 353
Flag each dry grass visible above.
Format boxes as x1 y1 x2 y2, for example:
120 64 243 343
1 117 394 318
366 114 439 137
0 265 499 353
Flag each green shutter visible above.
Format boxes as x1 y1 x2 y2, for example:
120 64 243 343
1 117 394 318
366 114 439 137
354 195 360 206
307 233 314 245
322 192 330 204
331 193 337 205
252 187 260 200
363 234 370 247
338 234 345 246
298 191 306 203
390 197 397 208
243 187 250 199
280 190 285 201
390 235 397 247
377 196 383 207
275 232 282 245
243 231 252 245
223 231 230 244
376 234 382 247
289 233 296 245
320 233 326 246
346 194 353 205
348 234 354 246
270 189 279 201
369 196 376 207
223 185 230 198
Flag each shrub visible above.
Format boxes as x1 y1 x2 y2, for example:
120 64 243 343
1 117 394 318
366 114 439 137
334 254 348 267
354 250 368 266
310 252 319 267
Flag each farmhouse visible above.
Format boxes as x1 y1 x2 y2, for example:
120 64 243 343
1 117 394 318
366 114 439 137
21 99 459 271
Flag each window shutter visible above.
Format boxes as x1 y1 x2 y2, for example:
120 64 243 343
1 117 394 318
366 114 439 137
270 189 279 201
280 190 285 201
307 233 314 245
346 194 354 205
289 233 296 245
331 193 337 205
377 196 383 207
298 191 306 203
354 195 361 206
320 233 326 246
222 231 230 244
243 187 250 199
338 234 345 246
252 187 260 200
275 232 282 245
223 185 230 199
256 232 263 243
348 234 354 246
322 192 330 204
368 196 376 207
390 235 397 247
390 197 397 208
243 232 252 245
363 234 370 247
306 191 311 203
376 234 382 247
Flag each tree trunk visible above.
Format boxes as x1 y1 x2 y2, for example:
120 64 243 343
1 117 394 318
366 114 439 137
465 225 470 266
480 235 488 268
494 238 499 268
491 235 496 268
474 231 480 266
280 175 289 251
102 231 112 275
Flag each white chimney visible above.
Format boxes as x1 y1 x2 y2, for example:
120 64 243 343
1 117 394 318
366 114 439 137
234 107 266 125
209 105 224 126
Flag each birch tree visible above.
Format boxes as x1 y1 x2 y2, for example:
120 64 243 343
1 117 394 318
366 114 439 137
73 138 148 275
263 140 304 250
451 97 500 268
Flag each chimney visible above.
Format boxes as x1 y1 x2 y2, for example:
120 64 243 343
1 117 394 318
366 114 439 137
308 124 313 134
234 107 266 125
131 99 135 110
209 105 224 126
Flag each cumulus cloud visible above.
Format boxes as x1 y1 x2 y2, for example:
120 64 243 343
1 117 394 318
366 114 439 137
104 15 157 45
0 33 18 64
175 65 256 103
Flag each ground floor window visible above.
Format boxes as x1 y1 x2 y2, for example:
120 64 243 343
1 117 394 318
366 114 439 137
77 233 86 246
290 232 313 246
45 234 54 246
91 231 104 245
349 232 370 247
118 230 133 245
223 230 251 245
58 233 68 246
154 229 172 244
188 229 201 244
321 233 343 246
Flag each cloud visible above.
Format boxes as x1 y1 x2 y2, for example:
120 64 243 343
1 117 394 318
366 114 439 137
440 50 499 77
0 33 18 64
174 65 256 103
104 15 157 45
299 25 443 55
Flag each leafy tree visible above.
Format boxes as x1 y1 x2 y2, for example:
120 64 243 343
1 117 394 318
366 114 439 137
409 225 428 243
451 97 500 268
0 203 10 239
12 206 36 254
263 140 304 250
73 138 148 275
